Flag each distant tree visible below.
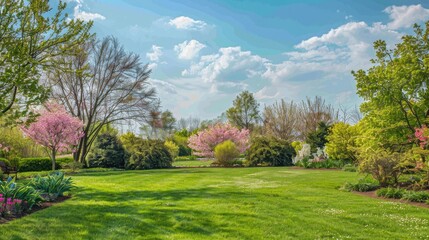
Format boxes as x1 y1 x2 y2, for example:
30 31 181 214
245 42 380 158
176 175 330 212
263 100 299 141
305 121 331 152
21 103 84 170
188 124 250 158
48 37 157 164
142 108 162 139
226 91 260 130
0 0 92 119
200 113 227 130
297 96 338 140
161 110 176 134
177 117 201 132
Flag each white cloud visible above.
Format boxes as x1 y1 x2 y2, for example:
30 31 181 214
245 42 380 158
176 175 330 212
182 46 268 84
169 16 207 30
384 4 429 30
264 21 403 84
174 40 206 60
146 45 163 62
149 79 177 94
258 13 411 108
147 63 158 70
254 87 280 100
72 0 106 21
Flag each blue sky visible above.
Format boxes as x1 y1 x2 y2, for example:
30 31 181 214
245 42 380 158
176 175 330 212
65 0 429 120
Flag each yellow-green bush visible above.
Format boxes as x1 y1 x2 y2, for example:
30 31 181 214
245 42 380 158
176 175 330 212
165 140 179 159
325 122 359 163
214 140 240 167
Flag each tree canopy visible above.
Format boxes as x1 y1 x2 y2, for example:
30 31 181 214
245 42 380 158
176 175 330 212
226 91 260 130
0 0 92 120
353 22 429 150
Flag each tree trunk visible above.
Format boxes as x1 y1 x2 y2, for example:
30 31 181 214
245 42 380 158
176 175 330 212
51 149 56 171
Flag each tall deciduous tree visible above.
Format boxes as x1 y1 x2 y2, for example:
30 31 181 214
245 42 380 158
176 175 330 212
297 96 338 140
226 91 260 130
21 103 84 170
352 22 429 149
0 0 92 119
177 117 201 132
48 37 157 164
263 100 299 141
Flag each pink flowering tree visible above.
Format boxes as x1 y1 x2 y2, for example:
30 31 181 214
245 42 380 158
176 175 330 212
415 125 429 149
188 124 250 158
21 103 84 170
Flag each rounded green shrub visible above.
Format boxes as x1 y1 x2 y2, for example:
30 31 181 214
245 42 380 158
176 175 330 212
214 140 240 167
87 133 128 169
126 140 173 170
246 136 295 166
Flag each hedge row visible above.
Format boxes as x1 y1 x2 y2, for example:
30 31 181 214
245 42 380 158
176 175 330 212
19 157 74 172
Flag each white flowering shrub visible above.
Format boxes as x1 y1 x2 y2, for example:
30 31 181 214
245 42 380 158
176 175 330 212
293 143 311 164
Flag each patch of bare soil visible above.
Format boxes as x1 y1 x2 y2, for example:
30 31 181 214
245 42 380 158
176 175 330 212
0 195 71 224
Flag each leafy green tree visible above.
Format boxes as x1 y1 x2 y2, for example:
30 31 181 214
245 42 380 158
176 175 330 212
226 91 260 130
325 122 359 162
305 122 331 152
161 110 176 134
0 0 92 119
352 22 429 150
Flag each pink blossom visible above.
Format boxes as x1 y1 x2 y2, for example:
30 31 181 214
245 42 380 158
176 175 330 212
188 124 250 158
21 103 84 154
415 126 429 149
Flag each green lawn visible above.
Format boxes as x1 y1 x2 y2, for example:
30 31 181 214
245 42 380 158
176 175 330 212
2 168 429 239
173 160 214 167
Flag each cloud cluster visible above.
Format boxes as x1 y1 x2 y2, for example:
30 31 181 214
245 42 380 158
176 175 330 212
179 4 429 107
384 4 429 29
169 16 207 30
174 40 206 60
146 45 163 69
182 46 268 83
72 0 106 21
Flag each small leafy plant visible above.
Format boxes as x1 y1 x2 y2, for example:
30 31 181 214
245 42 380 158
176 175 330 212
376 187 405 199
342 164 357 172
401 191 429 203
341 178 379 192
0 177 42 217
30 172 73 201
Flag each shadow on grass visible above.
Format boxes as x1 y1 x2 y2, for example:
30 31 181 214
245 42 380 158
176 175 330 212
4 185 260 239
74 168 215 177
